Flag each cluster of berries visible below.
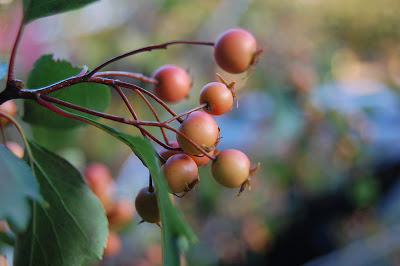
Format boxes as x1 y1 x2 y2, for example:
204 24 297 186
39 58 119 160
135 28 262 225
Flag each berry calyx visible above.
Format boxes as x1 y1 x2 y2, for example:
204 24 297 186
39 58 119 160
0 100 17 126
161 153 199 194
152 64 192 103
214 28 259 74
211 149 251 188
199 81 234 115
176 111 219 155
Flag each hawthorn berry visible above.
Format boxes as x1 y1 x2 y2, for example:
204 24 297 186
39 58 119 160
84 163 115 213
176 111 219 155
159 140 213 166
199 82 234 115
135 186 174 224
158 141 180 161
162 153 199 193
107 197 135 228
104 230 122 256
0 100 17 126
211 149 251 188
152 64 191 103
214 28 258 74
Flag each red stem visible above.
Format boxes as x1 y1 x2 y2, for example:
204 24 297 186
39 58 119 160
7 12 26 83
164 103 207 124
85 40 214 78
93 71 158 84
39 95 214 159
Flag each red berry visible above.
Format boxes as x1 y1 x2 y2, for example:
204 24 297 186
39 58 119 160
162 153 199 193
107 197 135 228
211 149 250 188
84 163 115 213
158 141 180 161
199 82 234 115
104 230 122 256
152 64 191 103
0 100 17 126
176 111 219 155
214 28 258 74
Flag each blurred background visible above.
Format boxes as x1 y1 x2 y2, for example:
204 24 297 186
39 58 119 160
2 0 400 265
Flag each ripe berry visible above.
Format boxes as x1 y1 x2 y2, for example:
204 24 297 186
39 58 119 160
107 197 135 228
211 149 250 188
84 163 115 213
189 149 215 166
158 141 180 161
199 82 234 115
135 186 174 224
162 153 199 193
152 64 191 103
104 230 122 256
214 28 258 74
0 100 17 126
176 111 219 155
5 141 24 159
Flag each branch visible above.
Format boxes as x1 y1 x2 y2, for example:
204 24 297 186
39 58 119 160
85 40 214 78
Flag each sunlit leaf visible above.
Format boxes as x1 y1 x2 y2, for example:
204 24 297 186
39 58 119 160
13 140 108 266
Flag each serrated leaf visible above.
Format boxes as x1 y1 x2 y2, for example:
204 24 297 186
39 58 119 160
23 0 99 24
0 62 7 80
13 140 108 266
23 54 110 129
84 117 197 265
0 144 41 232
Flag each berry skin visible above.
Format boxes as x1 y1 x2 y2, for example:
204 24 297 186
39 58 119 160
5 141 24 159
104 230 122 256
162 153 199 193
107 197 135 228
158 141 180 161
84 163 115 213
211 149 250 188
199 82 234 115
159 140 213 166
135 186 174 224
189 149 215 166
214 28 258 74
152 64 191 103
0 100 17 126
176 111 219 155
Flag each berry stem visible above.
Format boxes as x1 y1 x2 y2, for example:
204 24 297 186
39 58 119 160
0 123 5 144
85 40 214 78
93 71 158 84
6 6 26 85
164 103 207 124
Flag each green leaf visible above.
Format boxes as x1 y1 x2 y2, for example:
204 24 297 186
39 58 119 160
23 0 99 24
84 117 197 265
23 54 110 129
0 144 41 232
0 62 7 80
13 140 108 266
